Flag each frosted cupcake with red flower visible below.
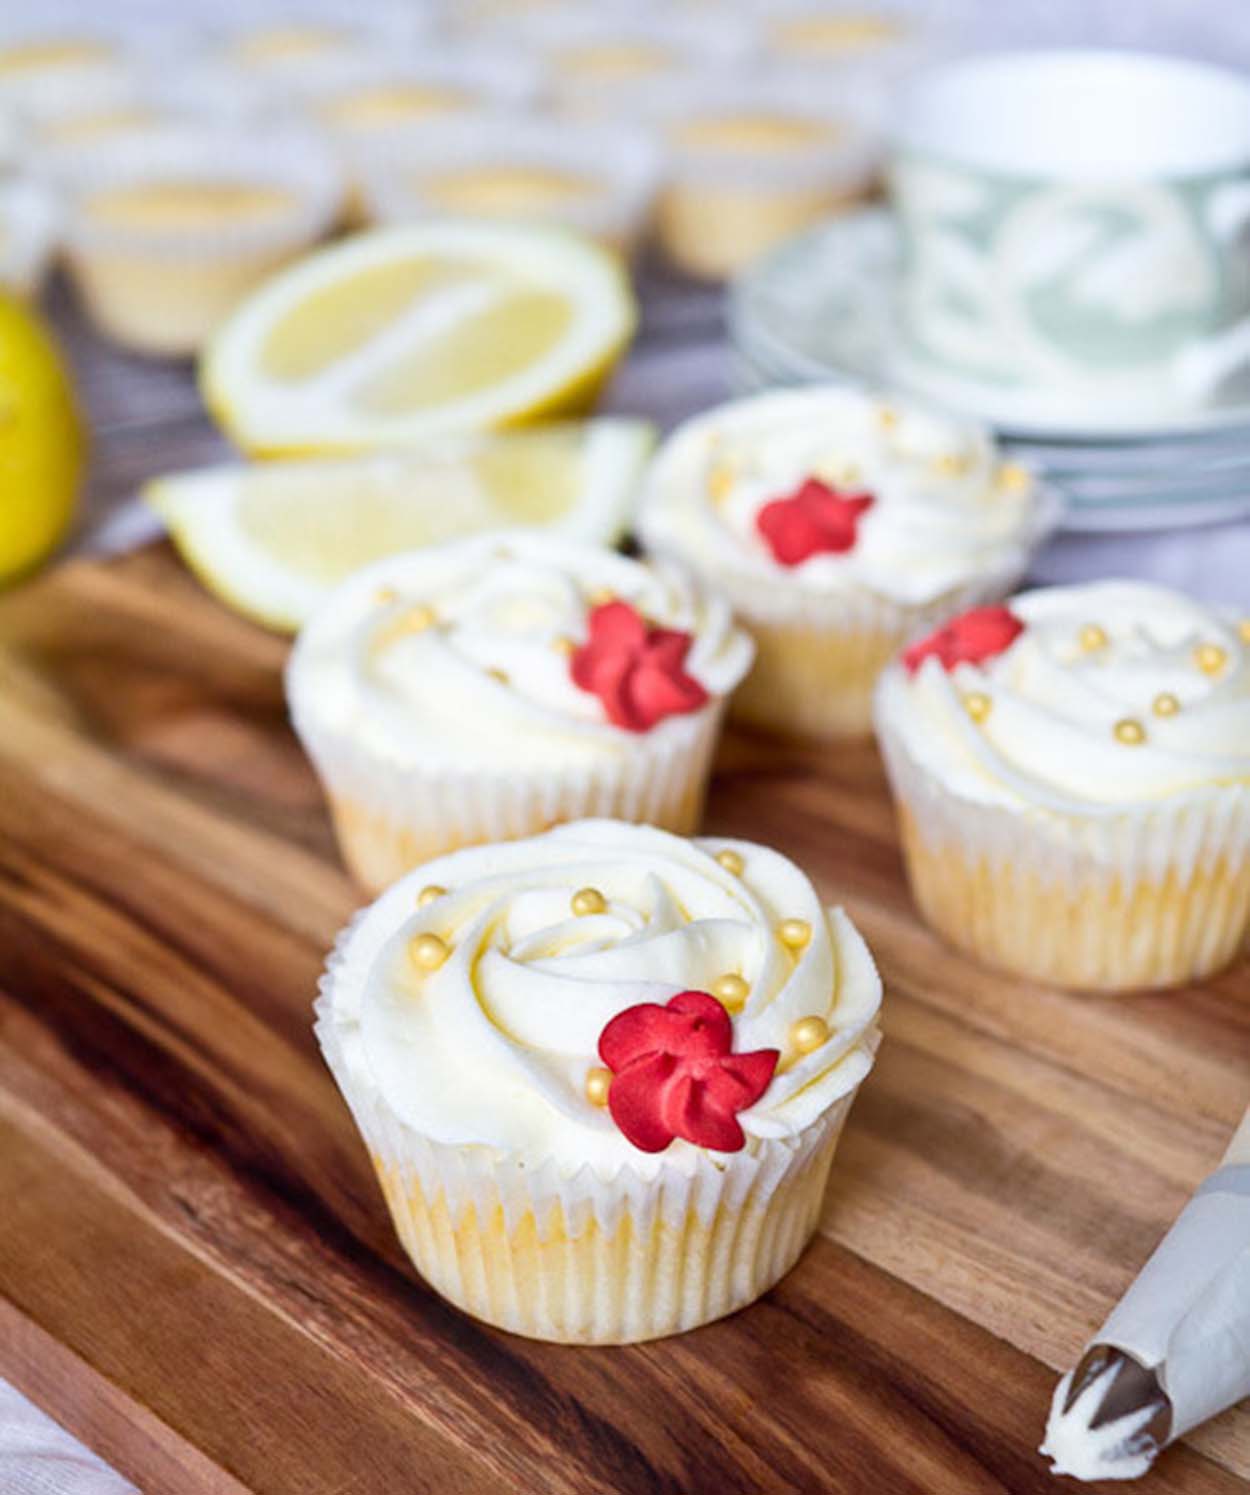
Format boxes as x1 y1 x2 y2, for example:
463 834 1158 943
286 534 753 891
638 386 1057 737
875 581 1250 990
315 819 883 1341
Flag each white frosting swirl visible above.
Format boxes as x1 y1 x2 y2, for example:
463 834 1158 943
876 580 1250 811
638 386 1053 606
287 533 753 769
323 820 882 1176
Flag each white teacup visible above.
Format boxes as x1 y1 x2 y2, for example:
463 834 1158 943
889 50 1250 429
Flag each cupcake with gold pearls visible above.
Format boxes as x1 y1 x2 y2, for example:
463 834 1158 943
637 386 1057 739
875 580 1250 991
315 818 883 1342
286 533 753 892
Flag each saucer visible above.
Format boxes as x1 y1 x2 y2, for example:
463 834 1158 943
729 207 1250 442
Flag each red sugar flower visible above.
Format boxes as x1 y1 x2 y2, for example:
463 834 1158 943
756 477 875 567
902 604 1025 674
571 600 709 733
598 990 779 1154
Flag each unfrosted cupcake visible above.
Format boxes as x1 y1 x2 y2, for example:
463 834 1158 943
316 818 883 1342
56 126 342 356
287 534 753 892
875 581 1250 991
638 386 1057 739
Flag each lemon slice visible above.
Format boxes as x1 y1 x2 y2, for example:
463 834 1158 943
200 221 638 457
146 419 654 631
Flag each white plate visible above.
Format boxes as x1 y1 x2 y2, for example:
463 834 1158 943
730 207 1250 443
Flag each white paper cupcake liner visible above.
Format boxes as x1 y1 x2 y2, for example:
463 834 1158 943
357 113 661 254
316 926 860 1342
876 710 1250 990
291 698 726 893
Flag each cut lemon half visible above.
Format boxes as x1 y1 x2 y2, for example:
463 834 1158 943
146 419 654 631
200 221 638 457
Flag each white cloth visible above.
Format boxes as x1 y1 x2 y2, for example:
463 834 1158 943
0 1385 138 1495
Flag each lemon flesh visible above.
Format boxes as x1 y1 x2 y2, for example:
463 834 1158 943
147 418 653 630
201 222 638 457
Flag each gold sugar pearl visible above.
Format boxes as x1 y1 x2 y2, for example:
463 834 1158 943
410 932 449 971
584 1067 613 1107
1114 718 1146 746
487 666 510 685
417 884 447 907
711 973 750 1009
398 603 436 633
878 404 899 429
1152 692 1180 719
1078 623 1108 653
707 462 736 502
933 452 971 477
997 462 1031 493
571 886 607 917
778 918 811 951
586 587 616 607
552 634 576 657
963 691 992 724
1194 642 1228 676
790 1016 830 1054
373 602 437 650
715 848 745 876
1239 619 1250 643
374 586 397 606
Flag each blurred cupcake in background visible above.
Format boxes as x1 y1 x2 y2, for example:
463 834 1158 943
286 50 542 226
0 17 130 118
750 0 948 85
286 532 753 892
643 71 882 279
875 580 1250 991
53 124 343 357
359 113 660 255
208 1 427 87
638 385 1057 739
498 8 752 122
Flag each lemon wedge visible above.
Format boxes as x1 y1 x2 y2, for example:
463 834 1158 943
200 221 638 457
146 419 654 630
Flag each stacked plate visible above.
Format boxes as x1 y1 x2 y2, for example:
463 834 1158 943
729 208 1250 533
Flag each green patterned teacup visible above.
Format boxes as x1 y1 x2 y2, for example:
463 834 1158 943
889 51 1250 429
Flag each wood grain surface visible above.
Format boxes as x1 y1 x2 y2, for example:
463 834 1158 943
0 543 1248 1494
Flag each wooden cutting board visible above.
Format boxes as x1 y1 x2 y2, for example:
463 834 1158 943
1 542 1248 1495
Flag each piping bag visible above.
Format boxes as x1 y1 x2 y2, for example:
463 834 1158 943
1042 1106 1250 1481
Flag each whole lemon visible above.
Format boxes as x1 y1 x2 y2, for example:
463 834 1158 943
0 295 85 585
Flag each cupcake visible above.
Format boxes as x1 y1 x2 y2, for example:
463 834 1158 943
287 533 754 892
638 386 1057 739
359 114 661 257
875 580 1250 992
56 126 342 357
316 818 883 1342
646 72 882 281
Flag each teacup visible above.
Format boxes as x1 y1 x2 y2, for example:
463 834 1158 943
889 50 1250 429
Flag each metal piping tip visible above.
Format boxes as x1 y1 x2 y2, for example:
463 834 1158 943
1042 1347 1173 1482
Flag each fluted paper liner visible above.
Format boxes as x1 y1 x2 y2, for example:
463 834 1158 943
315 917 869 1343
1085 1108 1250 1443
292 698 727 893
876 714 1250 990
